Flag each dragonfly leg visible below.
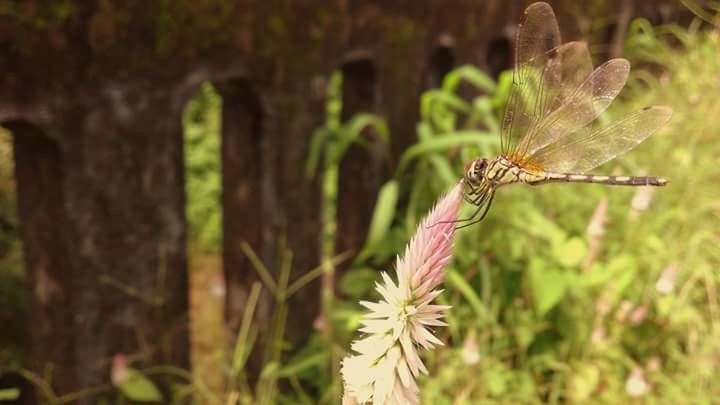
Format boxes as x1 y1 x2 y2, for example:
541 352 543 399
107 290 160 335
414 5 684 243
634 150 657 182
428 186 491 228
449 187 494 224
477 189 496 221
455 189 496 230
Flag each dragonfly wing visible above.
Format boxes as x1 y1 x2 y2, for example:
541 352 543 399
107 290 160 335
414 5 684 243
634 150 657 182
516 59 630 159
528 106 672 174
500 2 561 156
546 41 594 113
526 41 595 123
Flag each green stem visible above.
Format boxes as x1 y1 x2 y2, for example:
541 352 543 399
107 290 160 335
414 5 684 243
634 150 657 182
321 160 339 395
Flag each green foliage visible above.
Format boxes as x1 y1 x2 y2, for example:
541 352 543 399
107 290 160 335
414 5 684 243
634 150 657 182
115 368 163 402
356 180 399 262
327 19 719 405
0 388 19 401
183 82 222 252
0 128 24 370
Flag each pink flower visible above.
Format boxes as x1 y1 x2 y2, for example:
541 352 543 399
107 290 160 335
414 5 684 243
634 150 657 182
595 295 612 316
591 326 606 344
587 197 609 239
629 186 655 220
615 300 633 322
341 182 463 405
629 306 648 325
625 367 649 397
647 356 662 372
655 263 679 295
461 331 481 365
583 197 608 272
111 353 128 385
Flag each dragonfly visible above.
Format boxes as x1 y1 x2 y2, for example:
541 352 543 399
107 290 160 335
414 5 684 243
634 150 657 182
460 1 672 227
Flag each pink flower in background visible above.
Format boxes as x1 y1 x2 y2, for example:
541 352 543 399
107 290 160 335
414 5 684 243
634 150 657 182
587 197 609 239
625 367 649 397
629 186 655 220
647 356 662 372
655 263 679 295
341 182 463 405
615 300 634 323
111 353 129 386
461 331 481 366
629 306 648 325
595 295 612 316
583 197 608 272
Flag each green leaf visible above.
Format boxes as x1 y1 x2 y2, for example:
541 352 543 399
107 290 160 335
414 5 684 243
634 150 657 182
485 367 508 397
607 255 637 295
356 180 399 261
447 270 488 321
277 351 330 377
396 131 495 175
525 210 567 248
427 155 459 187
442 64 496 93
514 325 535 350
329 113 389 170
0 388 20 401
339 267 377 298
492 70 514 109
420 90 471 119
512 372 536 400
416 121 434 141
260 362 279 380
470 97 500 133
344 113 389 145
529 260 570 316
553 237 587 268
305 127 332 178
581 262 615 287
116 369 163 402
568 364 600 401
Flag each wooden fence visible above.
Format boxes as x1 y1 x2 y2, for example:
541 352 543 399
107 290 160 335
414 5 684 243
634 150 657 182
0 0 683 402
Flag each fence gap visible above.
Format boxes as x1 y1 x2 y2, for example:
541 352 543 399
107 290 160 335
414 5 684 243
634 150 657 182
486 37 512 79
429 44 455 87
182 82 225 394
2 121 73 402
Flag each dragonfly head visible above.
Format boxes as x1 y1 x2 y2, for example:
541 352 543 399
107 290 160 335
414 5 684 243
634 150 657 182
464 158 489 187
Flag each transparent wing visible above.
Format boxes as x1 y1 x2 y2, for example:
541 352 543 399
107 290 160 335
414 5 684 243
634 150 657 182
515 58 630 159
517 41 595 129
544 41 594 114
528 106 672 174
500 2 561 156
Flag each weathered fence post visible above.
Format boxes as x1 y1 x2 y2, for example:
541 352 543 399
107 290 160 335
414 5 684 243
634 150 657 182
51 84 190 399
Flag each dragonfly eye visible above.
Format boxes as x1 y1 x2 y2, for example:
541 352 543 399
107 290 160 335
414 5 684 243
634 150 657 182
464 159 487 185
475 159 489 177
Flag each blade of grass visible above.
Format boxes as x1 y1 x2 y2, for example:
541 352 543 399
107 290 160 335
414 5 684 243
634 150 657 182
239 242 277 296
286 250 354 299
230 282 262 382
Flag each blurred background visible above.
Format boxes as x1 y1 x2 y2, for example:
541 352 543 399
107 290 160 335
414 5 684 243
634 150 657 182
0 0 719 403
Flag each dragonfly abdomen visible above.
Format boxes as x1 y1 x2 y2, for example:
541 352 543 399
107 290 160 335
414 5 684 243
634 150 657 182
531 172 667 186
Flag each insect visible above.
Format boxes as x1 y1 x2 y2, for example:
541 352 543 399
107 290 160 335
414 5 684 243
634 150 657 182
460 1 672 227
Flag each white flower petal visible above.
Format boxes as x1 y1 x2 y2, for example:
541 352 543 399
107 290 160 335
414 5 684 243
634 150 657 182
373 347 400 404
396 356 414 389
